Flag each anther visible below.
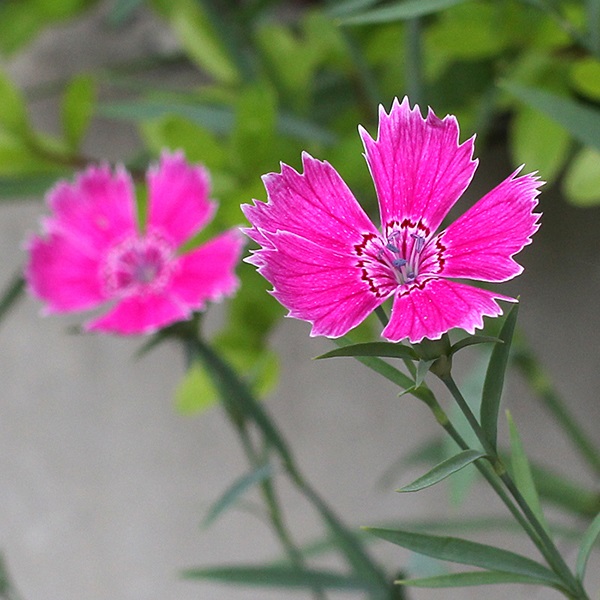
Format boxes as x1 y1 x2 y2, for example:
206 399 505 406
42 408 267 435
411 233 426 252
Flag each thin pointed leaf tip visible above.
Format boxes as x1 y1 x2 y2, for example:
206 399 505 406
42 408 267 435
243 97 541 343
25 151 244 335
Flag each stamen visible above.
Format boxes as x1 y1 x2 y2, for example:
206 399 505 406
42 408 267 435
411 233 426 253
102 232 175 297
393 258 407 268
386 242 400 253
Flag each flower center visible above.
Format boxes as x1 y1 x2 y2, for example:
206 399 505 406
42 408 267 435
102 232 175 297
379 230 426 285
354 219 446 298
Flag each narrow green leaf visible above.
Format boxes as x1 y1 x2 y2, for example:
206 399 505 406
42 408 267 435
61 74 96 150
502 81 600 152
576 511 600 581
397 570 560 588
480 303 519 450
450 336 502 355
183 565 373 590
506 411 550 534
331 338 435 406
365 527 560 584
277 113 337 145
397 450 487 492
202 463 273 528
415 359 434 387
339 0 472 25
294 516 585 563
316 342 418 361
99 100 235 132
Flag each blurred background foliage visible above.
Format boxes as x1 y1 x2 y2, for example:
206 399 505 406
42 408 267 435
1 0 599 412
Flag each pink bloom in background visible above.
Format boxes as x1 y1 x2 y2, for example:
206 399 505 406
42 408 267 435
243 97 541 343
26 152 243 335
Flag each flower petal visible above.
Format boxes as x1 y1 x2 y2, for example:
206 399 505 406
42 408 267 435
86 294 189 335
383 278 513 343
438 169 542 282
25 233 107 313
146 151 215 246
46 164 137 256
360 97 478 233
170 229 244 309
247 230 386 338
242 152 378 251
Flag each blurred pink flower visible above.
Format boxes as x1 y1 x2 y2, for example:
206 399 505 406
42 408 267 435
26 151 243 335
243 97 541 343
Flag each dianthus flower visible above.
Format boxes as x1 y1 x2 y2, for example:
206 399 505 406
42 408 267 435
243 97 541 343
26 151 243 335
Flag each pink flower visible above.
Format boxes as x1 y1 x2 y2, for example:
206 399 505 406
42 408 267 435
26 151 244 335
242 98 541 343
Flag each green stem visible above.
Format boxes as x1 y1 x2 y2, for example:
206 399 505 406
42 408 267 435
420 391 547 549
375 305 389 328
440 375 588 599
185 331 393 599
512 344 600 476
440 375 496 456
232 416 327 599
287 467 392 599
182 334 325 600
341 29 381 118
405 18 424 106
0 273 24 326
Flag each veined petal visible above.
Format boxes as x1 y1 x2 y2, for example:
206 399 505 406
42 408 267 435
86 293 189 335
360 97 478 233
25 233 107 313
170 229 244 309
439 169 542 282
248 230 386 338
146 151 215 246
383 278 513 343
46 164 137 256
242 152 378 252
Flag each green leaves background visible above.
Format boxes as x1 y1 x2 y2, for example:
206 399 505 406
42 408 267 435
0 3 596 597
2 0 600 407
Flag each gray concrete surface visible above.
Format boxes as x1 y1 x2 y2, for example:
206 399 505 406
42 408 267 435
0 2 598 599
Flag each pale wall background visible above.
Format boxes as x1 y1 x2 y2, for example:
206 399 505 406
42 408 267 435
0 3 598 600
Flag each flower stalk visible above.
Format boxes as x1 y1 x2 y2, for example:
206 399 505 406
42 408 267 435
439 373 589 599
181 321 394 600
